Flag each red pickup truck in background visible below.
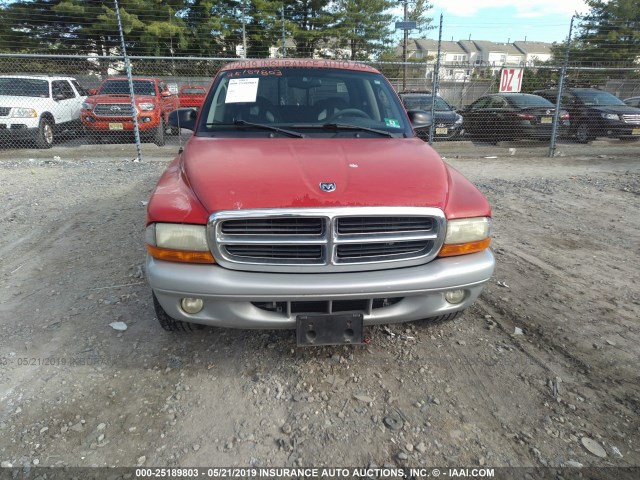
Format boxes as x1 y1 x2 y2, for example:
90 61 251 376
81 77 179 146
178 85 207 110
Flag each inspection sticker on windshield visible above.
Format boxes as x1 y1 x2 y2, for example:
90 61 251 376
384 118 400 128
226 78 259 103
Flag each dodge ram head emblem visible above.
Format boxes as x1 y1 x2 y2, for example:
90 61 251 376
319 182 336 192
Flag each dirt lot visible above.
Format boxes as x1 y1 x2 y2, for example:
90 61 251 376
0 140 638 477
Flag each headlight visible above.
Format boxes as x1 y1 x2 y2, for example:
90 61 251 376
601 113 619 121
138 102 156 111
146 223 214 264
439 217 492 257
10 107 37 118
454 114 463 125
81 102 93 110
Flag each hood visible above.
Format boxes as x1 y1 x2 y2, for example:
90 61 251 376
591 105 640 115
183 137 450 212
0 95 47 107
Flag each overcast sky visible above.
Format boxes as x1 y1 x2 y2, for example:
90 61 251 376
409 0 590 44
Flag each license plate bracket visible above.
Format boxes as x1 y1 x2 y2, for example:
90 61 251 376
296 313 364 347
109 122 124 130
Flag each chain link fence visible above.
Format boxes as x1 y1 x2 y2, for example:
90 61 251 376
1 53 640 159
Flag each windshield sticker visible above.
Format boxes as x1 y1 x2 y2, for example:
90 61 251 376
226 78 259 103
384 118 401 128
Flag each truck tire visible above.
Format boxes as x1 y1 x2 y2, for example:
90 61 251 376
421 310 464 324
154 117 166 146
35 117 54 149
153 293 194 332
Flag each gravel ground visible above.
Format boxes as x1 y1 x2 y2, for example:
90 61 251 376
0 139 638 477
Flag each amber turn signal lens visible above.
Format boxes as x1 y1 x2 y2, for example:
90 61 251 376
147 245 215 264
438 238 491 257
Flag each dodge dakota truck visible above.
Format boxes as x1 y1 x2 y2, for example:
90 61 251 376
145 59 494 346
81 77 179 146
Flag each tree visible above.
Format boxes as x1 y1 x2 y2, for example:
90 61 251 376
332 0 396 60
572 0 640 68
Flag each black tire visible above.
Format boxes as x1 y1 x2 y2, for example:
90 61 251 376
154 117 166 146
575 124 592 143
153 293 194 332
423 310 464 324
35 117 54 149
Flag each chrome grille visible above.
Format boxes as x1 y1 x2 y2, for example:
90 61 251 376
622 114 640 124
221 217 323 235
336 216 432 234
336 240 432 260
209 207 446 273
93 103 135 117
0 107 10 117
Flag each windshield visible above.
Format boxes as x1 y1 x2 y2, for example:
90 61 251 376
0 78 49 97
402 95 452 111
181 87 205 95
508 95 554 108
197 65 411 137
99 80 156 96
573 90 625 106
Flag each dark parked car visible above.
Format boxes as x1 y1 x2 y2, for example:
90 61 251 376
534 88 640 143
623 96 640 108
460 93 569 143
398 91 463 140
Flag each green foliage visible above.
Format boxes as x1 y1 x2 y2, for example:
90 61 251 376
0 0 433 61
571 0 640 78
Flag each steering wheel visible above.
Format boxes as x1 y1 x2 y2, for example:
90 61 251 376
327 108 371 122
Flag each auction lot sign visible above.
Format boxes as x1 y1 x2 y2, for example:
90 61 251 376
499 67 523 93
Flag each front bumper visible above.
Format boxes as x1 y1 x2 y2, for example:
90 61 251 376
0 122 38 140
81 114 160 132
147 249 495 329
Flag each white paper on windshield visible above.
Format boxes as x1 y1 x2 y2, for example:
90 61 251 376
225 78 259 103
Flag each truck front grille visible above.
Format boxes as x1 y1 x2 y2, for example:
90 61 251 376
622 114 640 124
93 103 135 117
209 207 446 273
252 297 403 317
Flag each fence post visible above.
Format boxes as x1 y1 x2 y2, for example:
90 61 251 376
428 14 443 145
549 16 574 158
114 0 143 161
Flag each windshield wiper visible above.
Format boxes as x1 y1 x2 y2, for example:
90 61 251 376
322 123 394 137
206 120 305 138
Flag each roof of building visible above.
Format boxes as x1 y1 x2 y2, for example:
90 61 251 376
473 41 523 56
414 39 467 55
513 41 553 55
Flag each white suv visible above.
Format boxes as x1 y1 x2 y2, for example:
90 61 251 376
0 75 87 148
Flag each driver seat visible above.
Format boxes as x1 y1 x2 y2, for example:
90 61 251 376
315 97 348 122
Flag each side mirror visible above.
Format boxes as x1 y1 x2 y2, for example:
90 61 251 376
87 88 97 96
408 110 433 129
161 90 173 97
53 93 66 101
168 108 198 131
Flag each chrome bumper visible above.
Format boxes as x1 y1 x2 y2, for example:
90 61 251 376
146 249 495 329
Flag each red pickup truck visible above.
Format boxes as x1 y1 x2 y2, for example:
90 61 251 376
178 85 207 110
145 60 494 346
81 77 179 146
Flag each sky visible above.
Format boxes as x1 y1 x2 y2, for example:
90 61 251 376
402 0 591 45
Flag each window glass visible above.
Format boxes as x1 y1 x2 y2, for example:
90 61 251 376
99 80 156 96
0 78 48 97
52 80 75 99
199 66 411 136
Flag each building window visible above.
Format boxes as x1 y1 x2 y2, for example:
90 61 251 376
500 55 507 63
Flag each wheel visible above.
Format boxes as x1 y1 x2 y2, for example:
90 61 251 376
153 293 194 332
153 117 166 146
575 124 592 143
35 117 54 149
422 310 464 324
327 108 371 122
